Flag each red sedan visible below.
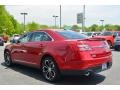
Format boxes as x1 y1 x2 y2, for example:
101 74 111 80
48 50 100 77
4 29 112 82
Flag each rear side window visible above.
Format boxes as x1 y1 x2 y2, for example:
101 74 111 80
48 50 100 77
57 30 88 39
31 32 52 41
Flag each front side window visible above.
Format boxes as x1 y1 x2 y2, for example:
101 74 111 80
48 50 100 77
19 33 32 43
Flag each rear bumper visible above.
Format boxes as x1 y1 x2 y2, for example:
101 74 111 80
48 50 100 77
59 54 112 70
61 61 112 75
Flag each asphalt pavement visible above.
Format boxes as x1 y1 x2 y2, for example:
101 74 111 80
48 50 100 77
0 43 120 85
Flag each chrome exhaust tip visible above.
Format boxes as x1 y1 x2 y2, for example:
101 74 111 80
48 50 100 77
84 72 90 76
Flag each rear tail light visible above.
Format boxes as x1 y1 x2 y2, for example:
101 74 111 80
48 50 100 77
77 44 92 51
104 41 110 49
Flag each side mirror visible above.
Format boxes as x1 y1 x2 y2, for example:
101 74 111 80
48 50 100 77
10 40 15 43
17 40 20 43
10 40 13 43
10 39 20 44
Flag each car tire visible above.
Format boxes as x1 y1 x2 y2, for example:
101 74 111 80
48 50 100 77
114 46 120 51
41 56 60 82
4 51 13 66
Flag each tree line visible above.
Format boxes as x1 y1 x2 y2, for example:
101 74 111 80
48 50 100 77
0 5 120 37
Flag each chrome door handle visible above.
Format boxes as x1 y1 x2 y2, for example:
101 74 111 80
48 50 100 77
40 44 43 47
21 50 27 53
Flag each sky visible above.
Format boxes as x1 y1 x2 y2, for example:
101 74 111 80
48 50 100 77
5 5 120 27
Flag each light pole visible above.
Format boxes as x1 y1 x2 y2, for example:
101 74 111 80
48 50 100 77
53 15 58 28
60 5 62 29
20 12 28 32
82 5 85 32
100 19 104 31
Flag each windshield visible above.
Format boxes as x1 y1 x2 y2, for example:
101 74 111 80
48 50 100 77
57 30 88 39
101 31 113 36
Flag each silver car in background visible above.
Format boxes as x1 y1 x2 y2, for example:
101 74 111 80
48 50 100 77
0 37 4 46
114 32 120 51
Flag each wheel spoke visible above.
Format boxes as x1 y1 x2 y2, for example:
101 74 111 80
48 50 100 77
44 60 50 67
50 70 55 78
49 62 55 69
42 66 48 73
45 71 55 80
45 72 51 80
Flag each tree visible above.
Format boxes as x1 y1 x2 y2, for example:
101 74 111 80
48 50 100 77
0 5 23 36
27 22 40 31
10 15 23 34
40 24 49 29
113 25 120 30
63 25 72 30
0 5 15 36
88 24 100 32
71 25 80 30
104 24 113 31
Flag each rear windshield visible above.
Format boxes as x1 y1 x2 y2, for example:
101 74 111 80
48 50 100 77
57 30 88 39
101 31 113 36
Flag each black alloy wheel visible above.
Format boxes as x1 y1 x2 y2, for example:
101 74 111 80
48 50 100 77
4 51 13 66
41 56 60 82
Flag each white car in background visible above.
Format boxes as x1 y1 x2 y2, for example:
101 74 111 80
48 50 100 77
80 32 101 37
10 34 21 43
86 32 101 37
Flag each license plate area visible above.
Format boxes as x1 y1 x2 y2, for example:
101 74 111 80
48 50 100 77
102 63 107 70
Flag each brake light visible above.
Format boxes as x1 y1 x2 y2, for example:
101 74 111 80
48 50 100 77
104 41 110 49
77 44 92 51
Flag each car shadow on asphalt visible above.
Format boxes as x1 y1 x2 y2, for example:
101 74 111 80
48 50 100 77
111 49 120 52
1 62 105 85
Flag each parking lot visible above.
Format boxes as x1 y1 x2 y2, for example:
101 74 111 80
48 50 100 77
0 43 120 85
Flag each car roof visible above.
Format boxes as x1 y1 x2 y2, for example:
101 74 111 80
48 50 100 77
35 29 64 32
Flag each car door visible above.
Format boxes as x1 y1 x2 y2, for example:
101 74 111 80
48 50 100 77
11 33 32 63
21 31 52 67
